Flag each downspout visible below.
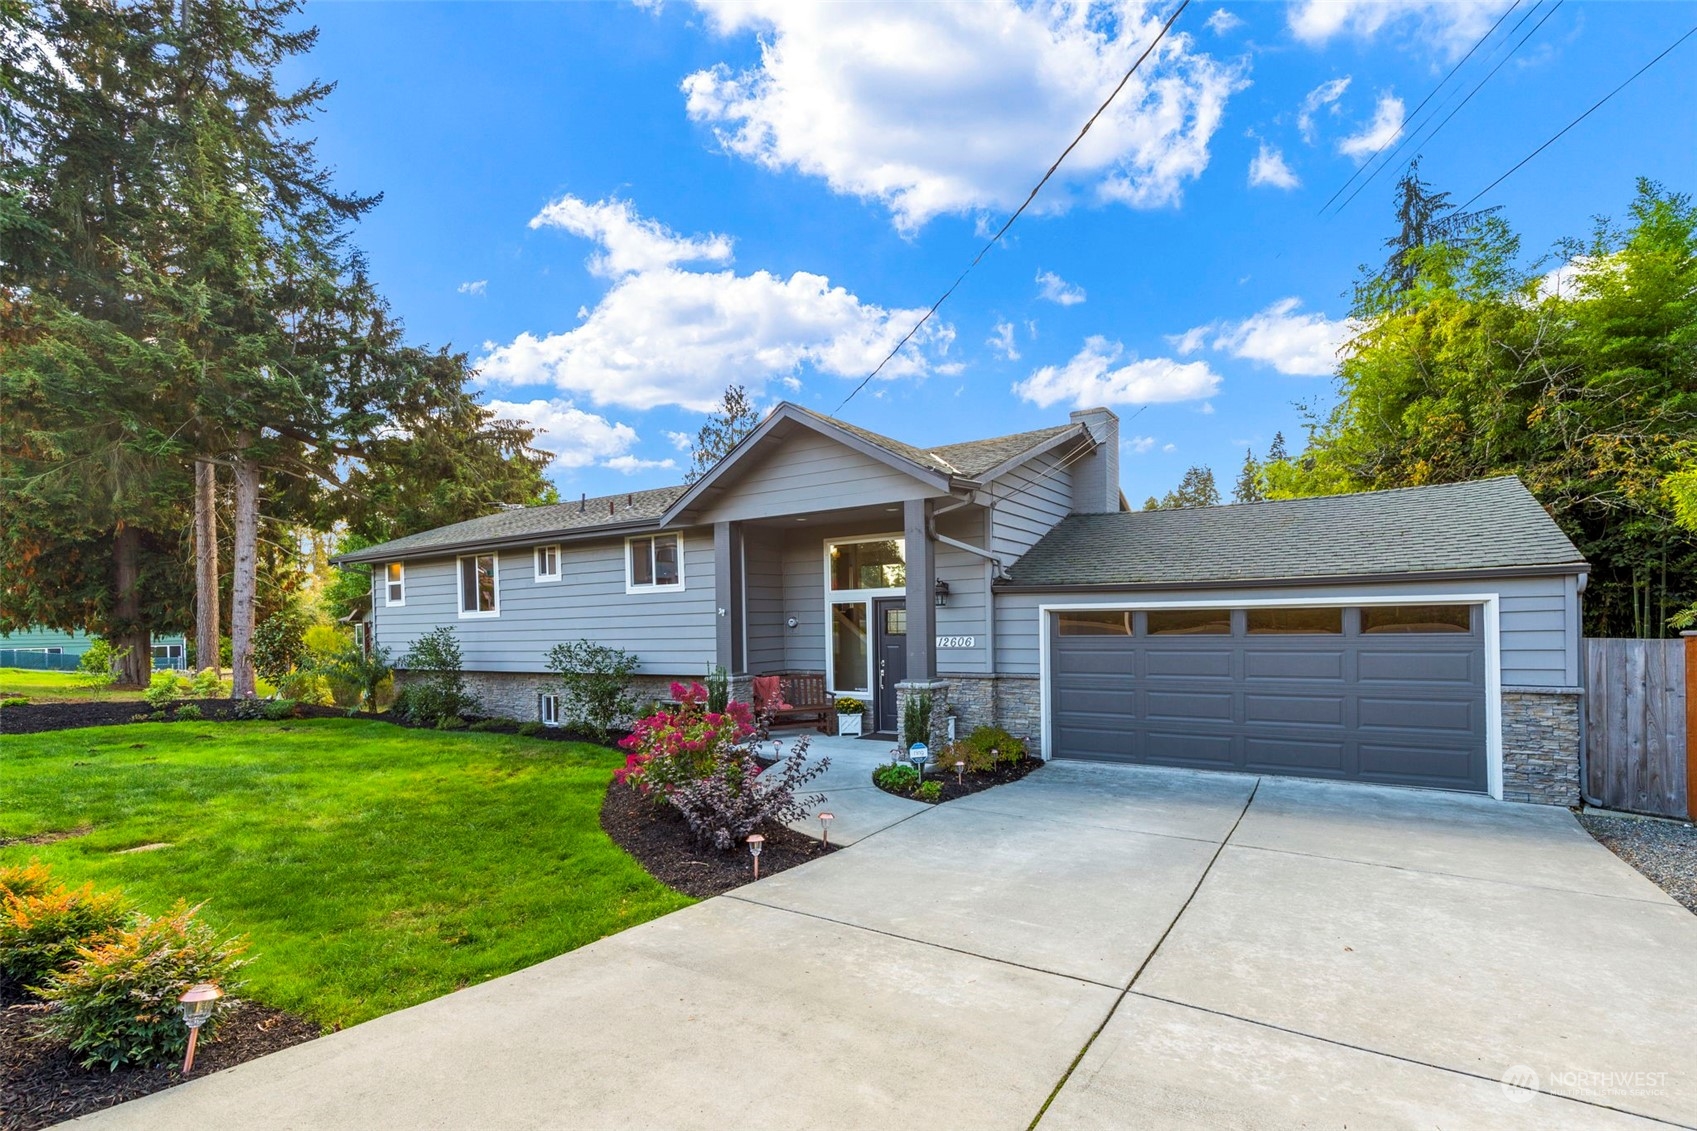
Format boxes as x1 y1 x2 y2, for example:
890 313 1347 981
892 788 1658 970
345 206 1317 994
928 499 1008 580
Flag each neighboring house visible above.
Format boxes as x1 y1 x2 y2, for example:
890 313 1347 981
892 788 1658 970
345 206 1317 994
338 403 1588 806
0 627 189 671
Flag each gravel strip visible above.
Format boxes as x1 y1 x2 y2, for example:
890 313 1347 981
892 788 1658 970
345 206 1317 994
1579 811 1697 914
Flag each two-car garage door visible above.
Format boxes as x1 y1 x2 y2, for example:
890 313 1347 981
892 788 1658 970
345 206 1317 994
1049 603 1488 793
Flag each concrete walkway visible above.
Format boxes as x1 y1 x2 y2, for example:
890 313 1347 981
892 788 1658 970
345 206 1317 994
70 762 1697 1130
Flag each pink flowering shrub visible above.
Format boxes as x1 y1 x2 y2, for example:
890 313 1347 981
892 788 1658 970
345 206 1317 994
617 683 828 851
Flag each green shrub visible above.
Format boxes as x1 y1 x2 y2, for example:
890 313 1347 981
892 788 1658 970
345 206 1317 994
37 902 247 1071
188 667 223 698
1 695 28 707
705 664 730 713
260 698 298 721
252 604 310 685
321 643 393 713
78 639 116 689
142 670 181 710
397 628 474 725
834 697 864 715
278 669 333 706
914 780 943 803
0 883 131 988
0 860 55 901
516 721 544 737
901 691 932 749
468 719 508 732
436 715 467 731
231 696 265 721
173 703 204 721
950 726 1027 773
872 762 920 794
545 639 639 741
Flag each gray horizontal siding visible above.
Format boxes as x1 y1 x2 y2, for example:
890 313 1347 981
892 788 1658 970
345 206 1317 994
371 532 716 675
744 528 787 673
699 430 940 523
935 507 990 675
988 452 1072 567
994 574 1581 687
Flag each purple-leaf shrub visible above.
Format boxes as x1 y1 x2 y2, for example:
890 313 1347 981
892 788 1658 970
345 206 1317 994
667 735 829 852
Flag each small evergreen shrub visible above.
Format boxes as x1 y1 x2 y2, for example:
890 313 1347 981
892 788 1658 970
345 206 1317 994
914 780 943 803
260 698 298 721
545 639 639 740
173 703 204 721
0 883 130 988
251 604 309 685
0 860 55 901
951 726 1027 772
142 670 180 710
901 691 932 749
705 664 730 713
872 762 920 794
37 902 247 1071
189 667 224 699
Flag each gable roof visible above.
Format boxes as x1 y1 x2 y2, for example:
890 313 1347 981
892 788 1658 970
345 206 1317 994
785 405 1080 479
1004 477 1586 589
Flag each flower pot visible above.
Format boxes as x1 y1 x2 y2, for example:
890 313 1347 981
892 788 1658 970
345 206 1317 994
837 711 863 737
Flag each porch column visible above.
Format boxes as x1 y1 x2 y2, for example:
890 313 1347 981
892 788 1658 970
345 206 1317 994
713 521 745 675
903 498 936 682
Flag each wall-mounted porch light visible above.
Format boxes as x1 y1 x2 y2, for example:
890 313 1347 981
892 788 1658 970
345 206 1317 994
934 579 950 607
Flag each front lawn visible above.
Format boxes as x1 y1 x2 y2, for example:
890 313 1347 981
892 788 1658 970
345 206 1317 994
0 668 141 703
0 719 693 1027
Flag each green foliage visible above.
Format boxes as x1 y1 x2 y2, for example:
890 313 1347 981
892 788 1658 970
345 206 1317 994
142 670 181 710
0 861 56 901
873 762 920 794
949 726 1027 773
705 664 729 713
1 696 27 708
174 704 203 722
834 697 865 714
1666 466 1697 628
684 384 761 484
468 719 508 732
436 715 468 731
261 699 298 722
0 882 130 988
322 644 394 713
914 780 943 803
36 902 247 1071
78 640 117 690
252 605 311 685
1233 449 1264 504
901 691 932 749
545 640 640 740
397 628 473 724
189 667 224 698
516 721 545 737
1270 178 1697 637
231 697 266 721
1144 465 1221 510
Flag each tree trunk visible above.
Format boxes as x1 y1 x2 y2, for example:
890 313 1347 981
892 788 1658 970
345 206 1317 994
194 459 221 677
112 522 152 688
230 446 260 698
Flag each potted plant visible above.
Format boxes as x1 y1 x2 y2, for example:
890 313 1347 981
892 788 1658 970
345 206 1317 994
835 696 865 737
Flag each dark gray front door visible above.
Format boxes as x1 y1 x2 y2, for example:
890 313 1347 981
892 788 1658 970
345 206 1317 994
1050 605 1488 792
874 599 908 734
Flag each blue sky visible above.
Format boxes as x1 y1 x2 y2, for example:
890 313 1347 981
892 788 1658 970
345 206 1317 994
286 0 1696 503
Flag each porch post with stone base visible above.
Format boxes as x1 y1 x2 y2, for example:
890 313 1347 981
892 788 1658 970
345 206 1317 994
897 498 951 750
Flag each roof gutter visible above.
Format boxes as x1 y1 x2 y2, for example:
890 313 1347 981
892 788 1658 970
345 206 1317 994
994 561 1592 593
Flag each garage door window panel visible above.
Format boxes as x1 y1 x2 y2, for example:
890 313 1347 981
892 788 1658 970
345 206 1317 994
1145 609 1232 635
1247 607 1343 634
1360 605 1472 634
1057 610 1132 636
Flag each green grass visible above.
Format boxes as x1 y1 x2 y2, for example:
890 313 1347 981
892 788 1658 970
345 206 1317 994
0 668 140 702
0 719 693 1027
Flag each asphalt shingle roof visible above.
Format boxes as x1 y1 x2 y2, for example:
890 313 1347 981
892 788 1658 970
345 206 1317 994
787 405 1079 478
1005 476 1586 588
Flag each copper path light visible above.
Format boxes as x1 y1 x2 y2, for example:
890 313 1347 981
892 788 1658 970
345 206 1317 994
178 983 223 1074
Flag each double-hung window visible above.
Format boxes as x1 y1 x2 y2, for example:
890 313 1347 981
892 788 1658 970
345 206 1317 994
458 553 499 617
534 545 561 582
626 534 682 592
384 562 405 607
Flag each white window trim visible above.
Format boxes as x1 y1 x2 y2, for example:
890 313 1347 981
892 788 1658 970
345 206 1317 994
539 692 561 728
624 532 686 595
384 562 406 608
822 533 906 697
534 544 562 583
1036 592 1504 801
456 553 502 619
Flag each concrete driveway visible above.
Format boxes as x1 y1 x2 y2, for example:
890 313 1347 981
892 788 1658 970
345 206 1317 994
71 762 1697 1130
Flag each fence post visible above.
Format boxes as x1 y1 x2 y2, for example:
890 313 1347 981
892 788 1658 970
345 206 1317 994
1686 632 1696 821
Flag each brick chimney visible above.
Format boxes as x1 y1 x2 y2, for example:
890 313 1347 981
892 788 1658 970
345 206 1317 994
1068 407 1121 513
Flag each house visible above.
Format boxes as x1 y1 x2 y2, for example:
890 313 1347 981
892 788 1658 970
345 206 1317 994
337 403 1589 806
0 627 190 671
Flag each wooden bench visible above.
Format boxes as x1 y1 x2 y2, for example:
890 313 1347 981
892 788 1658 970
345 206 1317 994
752 670 837 736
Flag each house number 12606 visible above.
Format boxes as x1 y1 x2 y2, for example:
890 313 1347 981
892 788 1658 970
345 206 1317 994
936 636 977 649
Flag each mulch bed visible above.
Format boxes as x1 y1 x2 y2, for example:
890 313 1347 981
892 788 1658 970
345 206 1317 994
599 782 835 899
1 979 319 1131
0 699 353 736
1579 811 1697 915
873 756 1045 804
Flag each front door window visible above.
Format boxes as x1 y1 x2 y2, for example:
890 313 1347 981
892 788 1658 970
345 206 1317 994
831 603 869 693
825 537 906 697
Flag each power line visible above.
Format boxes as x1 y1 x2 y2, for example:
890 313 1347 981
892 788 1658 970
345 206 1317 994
1459 24 1697 210
1317 0 1524 215
832 0 1191 414
1334 0 1563 217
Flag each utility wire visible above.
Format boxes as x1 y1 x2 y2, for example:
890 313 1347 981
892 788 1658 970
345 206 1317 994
1459 24 1697 210
1334 0 1563 217
1317 0 1524 215
832 0 1191 414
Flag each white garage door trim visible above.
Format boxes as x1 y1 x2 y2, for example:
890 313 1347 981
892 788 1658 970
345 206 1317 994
1037 592 1504 800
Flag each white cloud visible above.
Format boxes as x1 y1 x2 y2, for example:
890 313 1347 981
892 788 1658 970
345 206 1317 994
1013 336 1220 409
1036 270 1087 306
484 398 639 468
1162 442 1176 452
457 280 488 296
1167 325 1209 355
1297 76 1351 143
1338 95 1403 161
1206 8 1242 34
530 195 733 278
483 198 949 412
988 320 1021 361
1184 297 1355 377
1287 0 1516 55
678 1 1245 231
603 455 679 475
1124 434 1158 454
1248 143 1299 190
665 430 694 452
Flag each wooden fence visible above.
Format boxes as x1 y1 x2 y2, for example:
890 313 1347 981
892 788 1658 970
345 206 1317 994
1583 637 1692 818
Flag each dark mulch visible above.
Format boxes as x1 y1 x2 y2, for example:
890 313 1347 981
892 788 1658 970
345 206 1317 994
1 980 319 1131
599 781 835 899
0 699 355 736
873 756 1045 804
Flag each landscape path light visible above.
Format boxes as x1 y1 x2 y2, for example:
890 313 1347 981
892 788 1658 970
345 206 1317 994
955 760 966 785
178 982 222 1075
818 812 835 849
747 833 765 879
